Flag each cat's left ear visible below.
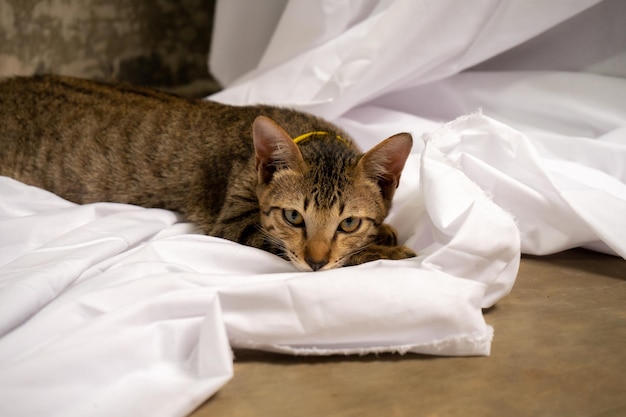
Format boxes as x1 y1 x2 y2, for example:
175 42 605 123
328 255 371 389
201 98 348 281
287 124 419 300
252 116 305 184
359 132 413 202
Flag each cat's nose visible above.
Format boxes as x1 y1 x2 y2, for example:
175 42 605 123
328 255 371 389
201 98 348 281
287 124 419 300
305 258 328 271
305 240 330 271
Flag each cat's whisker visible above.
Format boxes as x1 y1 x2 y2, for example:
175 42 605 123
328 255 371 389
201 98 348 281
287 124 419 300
257 226 293 260
336 242 374 266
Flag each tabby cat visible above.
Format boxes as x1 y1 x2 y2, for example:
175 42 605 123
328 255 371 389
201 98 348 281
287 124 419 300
0 75 415 271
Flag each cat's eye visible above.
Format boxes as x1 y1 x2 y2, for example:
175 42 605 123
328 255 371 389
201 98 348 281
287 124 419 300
283 209 305 227
338 217 362 233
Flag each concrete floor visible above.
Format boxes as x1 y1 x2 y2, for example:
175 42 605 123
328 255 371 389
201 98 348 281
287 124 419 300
191 249 626 417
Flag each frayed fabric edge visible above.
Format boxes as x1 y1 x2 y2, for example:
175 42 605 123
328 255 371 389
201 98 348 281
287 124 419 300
230 326 494 358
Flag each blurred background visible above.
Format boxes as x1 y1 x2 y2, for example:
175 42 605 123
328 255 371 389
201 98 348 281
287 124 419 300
0 0 220 96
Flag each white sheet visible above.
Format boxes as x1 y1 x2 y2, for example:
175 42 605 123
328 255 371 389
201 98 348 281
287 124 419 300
2 1 625 416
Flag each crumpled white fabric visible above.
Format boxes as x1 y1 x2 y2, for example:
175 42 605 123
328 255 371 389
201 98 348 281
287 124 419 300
210 0 603 118
2 1 625 416
0 156 515 416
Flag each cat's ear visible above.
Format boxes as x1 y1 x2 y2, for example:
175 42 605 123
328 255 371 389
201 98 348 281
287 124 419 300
358 132 412 202
252 116 305 184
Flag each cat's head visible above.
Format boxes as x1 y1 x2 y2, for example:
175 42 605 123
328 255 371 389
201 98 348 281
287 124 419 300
253 116 412 271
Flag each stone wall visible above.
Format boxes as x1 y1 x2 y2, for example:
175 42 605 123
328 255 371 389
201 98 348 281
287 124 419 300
0 0 217 90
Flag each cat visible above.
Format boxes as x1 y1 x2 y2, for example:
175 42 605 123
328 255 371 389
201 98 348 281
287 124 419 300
0 75 416 271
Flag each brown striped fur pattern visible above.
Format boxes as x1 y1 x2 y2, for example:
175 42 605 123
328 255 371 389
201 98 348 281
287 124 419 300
0 75 415 271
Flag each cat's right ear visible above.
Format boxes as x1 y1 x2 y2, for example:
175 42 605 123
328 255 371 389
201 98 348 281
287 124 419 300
252 116 304 184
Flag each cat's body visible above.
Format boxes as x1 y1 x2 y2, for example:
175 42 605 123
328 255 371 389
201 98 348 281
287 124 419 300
0 75 415 271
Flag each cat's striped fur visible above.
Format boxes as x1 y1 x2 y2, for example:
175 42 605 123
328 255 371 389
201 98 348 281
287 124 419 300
0 75 415 271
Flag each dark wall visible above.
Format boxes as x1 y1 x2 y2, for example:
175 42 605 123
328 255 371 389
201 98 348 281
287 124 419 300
0 0 217 89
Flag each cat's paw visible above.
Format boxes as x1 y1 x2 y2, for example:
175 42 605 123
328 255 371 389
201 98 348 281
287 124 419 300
345 244 416 267
380 244 417 260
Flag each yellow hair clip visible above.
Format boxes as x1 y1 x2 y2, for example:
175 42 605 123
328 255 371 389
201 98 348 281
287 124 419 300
292 131 347 145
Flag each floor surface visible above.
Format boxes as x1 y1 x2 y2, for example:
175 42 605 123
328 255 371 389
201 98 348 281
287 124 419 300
191 249 626 417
